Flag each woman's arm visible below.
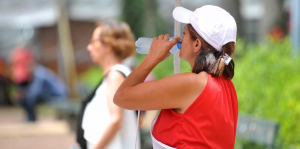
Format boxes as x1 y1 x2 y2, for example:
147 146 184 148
114 35 207 112
92 71 124 149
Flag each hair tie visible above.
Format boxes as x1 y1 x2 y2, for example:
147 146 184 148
220 53 232 65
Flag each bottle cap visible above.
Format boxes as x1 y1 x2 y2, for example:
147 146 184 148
177 41 182 49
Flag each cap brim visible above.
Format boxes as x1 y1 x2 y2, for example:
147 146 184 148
173 6 193 24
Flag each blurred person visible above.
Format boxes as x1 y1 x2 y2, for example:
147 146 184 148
114 5 238 149
0 57 5 76
270 25 284 40
10 47 68 121
77 20 140 149
0 57 12 106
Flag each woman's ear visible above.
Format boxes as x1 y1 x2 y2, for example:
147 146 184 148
194 39 201 53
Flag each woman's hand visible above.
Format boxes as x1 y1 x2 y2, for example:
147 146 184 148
147 34 180 64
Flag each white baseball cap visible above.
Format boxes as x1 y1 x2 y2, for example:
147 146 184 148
173 5 237 51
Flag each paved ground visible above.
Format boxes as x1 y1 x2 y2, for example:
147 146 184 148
0 105 158 149
0 106 78 149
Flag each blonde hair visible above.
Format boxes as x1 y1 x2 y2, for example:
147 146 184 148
96 20 136 60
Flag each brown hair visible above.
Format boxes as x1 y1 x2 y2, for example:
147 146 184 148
187 24 235 79
96 20 136 60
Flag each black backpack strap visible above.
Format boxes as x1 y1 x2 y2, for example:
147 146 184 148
76 78 103 149
114 70 126 79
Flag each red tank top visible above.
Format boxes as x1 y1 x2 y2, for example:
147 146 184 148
152 74 238 149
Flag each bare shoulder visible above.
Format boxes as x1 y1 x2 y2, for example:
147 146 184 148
197 71 209 85
167 71 208 96
106 70 125 84
173 71 208 113
174 71 208 87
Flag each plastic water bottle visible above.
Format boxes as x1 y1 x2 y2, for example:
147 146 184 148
135 37 182 54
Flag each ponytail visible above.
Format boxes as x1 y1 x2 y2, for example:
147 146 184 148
220 42 235 79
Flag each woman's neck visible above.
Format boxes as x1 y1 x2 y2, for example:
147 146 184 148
188 57 195 70
99 55 121 76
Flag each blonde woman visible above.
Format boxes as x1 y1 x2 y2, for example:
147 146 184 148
77 20 140 149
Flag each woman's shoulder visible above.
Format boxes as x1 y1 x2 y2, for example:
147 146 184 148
166 71 209 97
174 71 208 86
110 64 131 77
106 64 130 84
167 72 209 113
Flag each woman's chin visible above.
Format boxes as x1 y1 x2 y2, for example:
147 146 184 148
179 53 185 60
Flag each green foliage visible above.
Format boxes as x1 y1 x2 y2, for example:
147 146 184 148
121 0 146 38
121 0 167 39
233 37 300 148
136 54 191 79
79 66 103 88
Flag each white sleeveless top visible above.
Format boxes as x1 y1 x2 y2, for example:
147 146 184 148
82 64 140 149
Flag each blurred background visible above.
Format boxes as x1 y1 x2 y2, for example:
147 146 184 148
0 0 299 149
